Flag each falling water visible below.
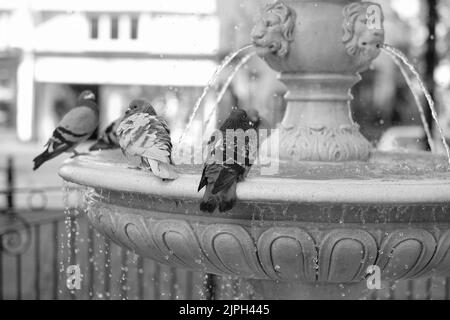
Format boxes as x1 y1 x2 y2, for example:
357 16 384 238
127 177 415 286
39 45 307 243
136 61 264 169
178 44 254 145
62 181 81 299
382 44 450 164
203 52 256 132
382 48 435 153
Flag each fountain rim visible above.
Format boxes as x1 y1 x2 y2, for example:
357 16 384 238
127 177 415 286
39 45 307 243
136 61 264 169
59 154 450 205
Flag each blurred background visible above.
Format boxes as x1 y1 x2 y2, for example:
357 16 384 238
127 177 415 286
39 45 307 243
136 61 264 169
1 0 450 300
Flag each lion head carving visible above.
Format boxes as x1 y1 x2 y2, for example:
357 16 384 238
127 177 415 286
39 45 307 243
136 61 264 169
251 2 297 58
342 2 385 70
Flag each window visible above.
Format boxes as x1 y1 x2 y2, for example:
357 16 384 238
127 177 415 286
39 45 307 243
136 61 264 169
89 16 99 39
111 16 119 39
131 17 139 40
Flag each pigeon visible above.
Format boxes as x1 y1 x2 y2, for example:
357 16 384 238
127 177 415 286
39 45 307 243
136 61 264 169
198 108 263 213
33 90 98 170
116 99 178 180
89 117 122 151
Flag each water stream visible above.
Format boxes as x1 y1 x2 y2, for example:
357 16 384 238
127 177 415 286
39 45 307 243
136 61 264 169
382 48 435 153
202 52 256 134
382 44 450 164
177 44 254 145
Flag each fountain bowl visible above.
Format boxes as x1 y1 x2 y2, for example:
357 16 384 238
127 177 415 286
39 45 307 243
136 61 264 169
59 150 450 294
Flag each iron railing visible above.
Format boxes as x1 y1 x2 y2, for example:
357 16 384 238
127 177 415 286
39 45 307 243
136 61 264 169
0 156 449 300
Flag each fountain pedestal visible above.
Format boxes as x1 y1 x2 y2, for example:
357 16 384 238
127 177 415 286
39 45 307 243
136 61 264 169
251 0 384 161
276 73 371 161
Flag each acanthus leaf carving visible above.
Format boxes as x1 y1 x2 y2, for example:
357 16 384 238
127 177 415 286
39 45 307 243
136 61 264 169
279 124 371 161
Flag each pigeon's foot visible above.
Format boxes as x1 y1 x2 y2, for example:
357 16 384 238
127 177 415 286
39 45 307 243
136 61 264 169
219 199 236 212
200 200 217 213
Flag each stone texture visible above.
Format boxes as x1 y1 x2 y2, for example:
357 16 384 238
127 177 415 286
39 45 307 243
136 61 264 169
86 197 450 283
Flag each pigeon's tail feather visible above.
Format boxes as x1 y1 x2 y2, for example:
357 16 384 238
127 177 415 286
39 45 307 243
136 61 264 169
147 159 179 180
218 181 237 212
200 184 217 213
33 149 60 171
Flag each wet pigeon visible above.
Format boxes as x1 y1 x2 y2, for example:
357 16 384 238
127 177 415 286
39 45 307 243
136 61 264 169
198 108 263 213
33 90 98 170
117 99 178 180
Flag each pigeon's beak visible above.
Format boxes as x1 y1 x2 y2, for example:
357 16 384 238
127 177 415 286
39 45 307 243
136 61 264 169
247 112 258 123
258 117 271 130
85 93 96 101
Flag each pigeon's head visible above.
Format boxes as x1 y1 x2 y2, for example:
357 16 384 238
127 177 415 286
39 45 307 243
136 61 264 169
79 90 96 102
126 99 157 117
223 108 258 131
227 108 269 131
246 108 271 131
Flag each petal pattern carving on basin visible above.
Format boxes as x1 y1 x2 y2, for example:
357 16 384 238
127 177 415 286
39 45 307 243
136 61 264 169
86 201 449 282
67 151 450 284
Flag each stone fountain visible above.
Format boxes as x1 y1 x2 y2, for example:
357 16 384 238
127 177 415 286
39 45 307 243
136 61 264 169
59 0 450 299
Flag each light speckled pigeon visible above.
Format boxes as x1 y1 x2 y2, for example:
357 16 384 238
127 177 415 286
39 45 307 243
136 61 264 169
116 99 178 180
33 90 98 170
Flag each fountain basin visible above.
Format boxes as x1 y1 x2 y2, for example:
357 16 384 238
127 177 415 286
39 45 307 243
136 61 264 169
59 150 450 285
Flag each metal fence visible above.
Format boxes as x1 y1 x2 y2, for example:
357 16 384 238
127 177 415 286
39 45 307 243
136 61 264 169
0 156 449 300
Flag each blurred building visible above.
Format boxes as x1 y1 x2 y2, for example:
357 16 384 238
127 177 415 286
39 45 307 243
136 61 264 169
0 0 219 143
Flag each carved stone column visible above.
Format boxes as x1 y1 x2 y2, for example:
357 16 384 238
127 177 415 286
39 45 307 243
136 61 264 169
251 0 385 161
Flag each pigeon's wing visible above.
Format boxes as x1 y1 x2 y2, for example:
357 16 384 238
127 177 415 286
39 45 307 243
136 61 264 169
199 129 245 194
117 113 172 164
203 129 227 165
58 106 98 137
211 164 244 194
44 127 78 154
33 104 98 170
45 106 99 153
198 163 222 192
198 129 228 191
